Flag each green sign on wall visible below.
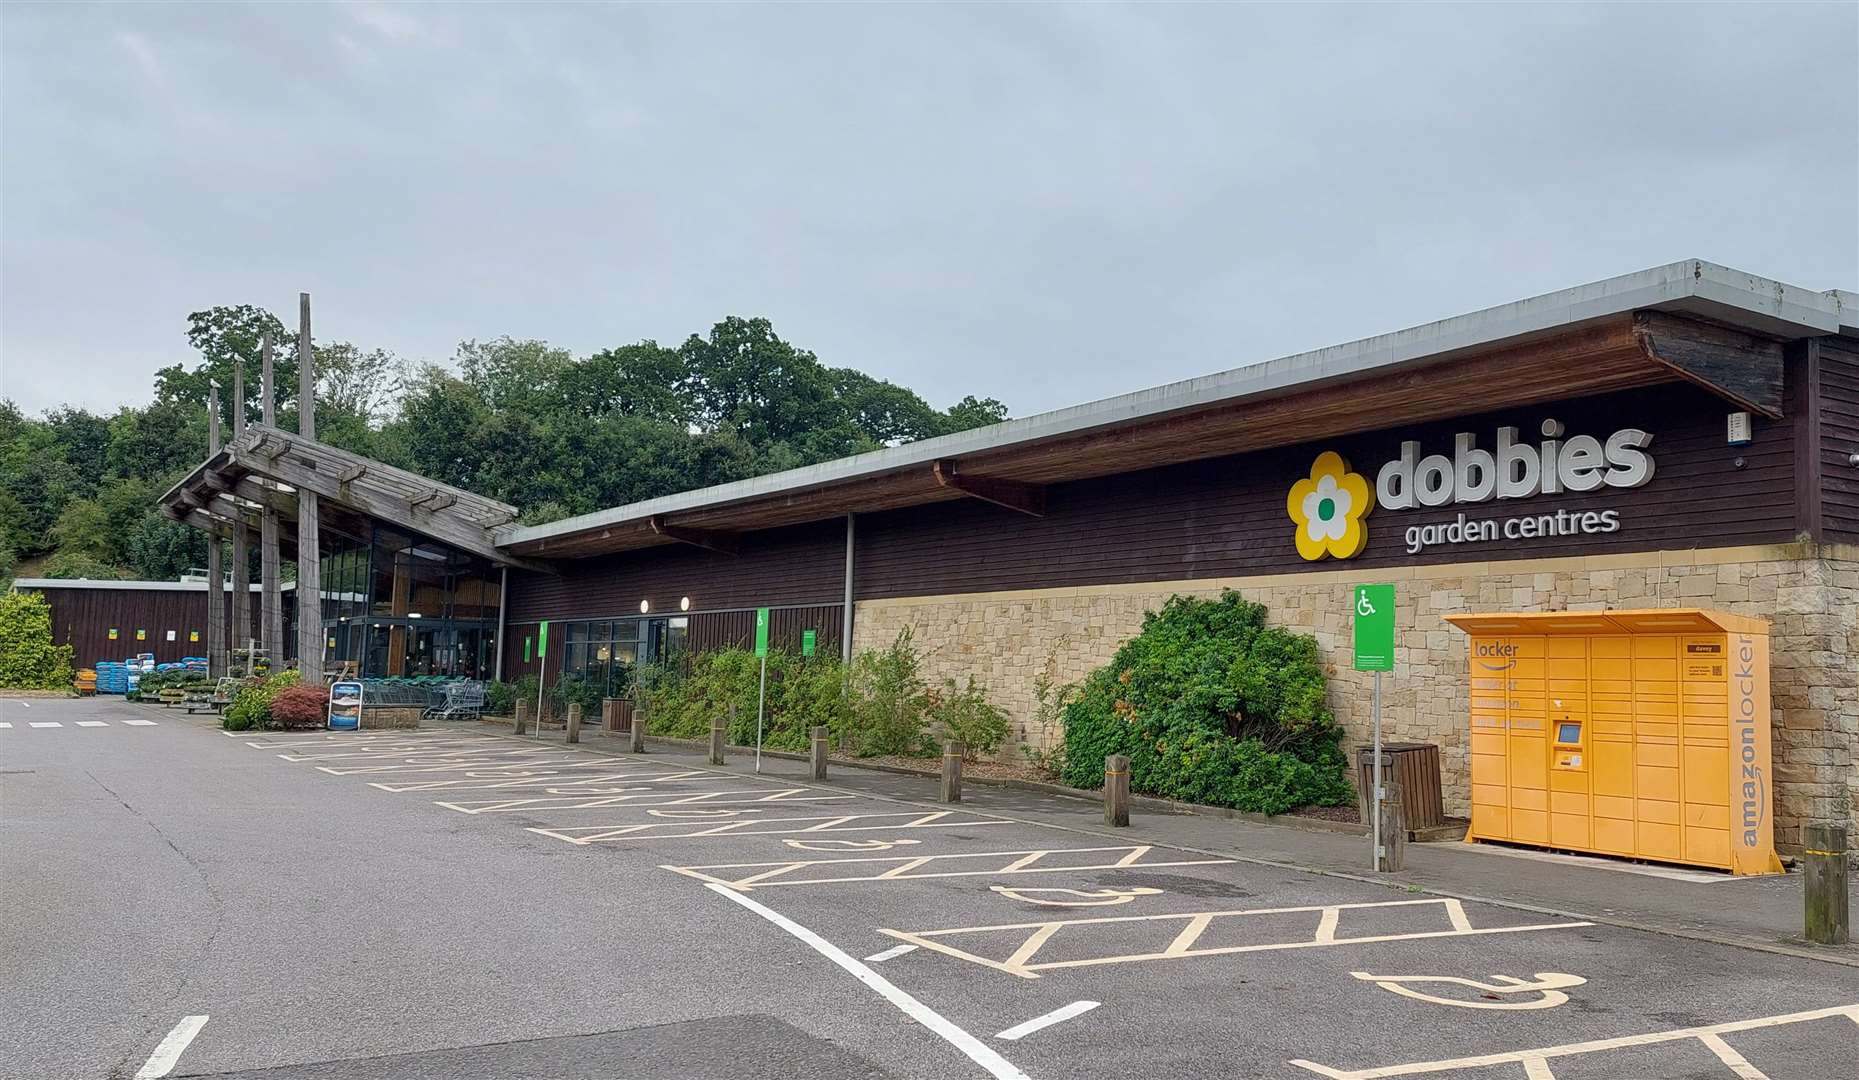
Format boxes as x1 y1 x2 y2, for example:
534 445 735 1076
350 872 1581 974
754 608 771 657
1353 583 1395 672
801 629 817 657
537 620 549 658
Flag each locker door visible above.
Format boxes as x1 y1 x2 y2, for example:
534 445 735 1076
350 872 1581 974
1632 635 1683 861
1680 636 1732 869
1468 636 1512 840
1546 636 1591 850
1588 636 1636 855
1505 636 1549 844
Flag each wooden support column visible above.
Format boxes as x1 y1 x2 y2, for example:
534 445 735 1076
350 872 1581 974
206 383 227 677
294 292 324 686
259 332 284 666
229 360 251 673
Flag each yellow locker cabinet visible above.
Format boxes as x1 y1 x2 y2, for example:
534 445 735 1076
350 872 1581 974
1443 609 1780 876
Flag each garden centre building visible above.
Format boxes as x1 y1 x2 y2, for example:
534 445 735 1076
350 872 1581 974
152 260 1858 850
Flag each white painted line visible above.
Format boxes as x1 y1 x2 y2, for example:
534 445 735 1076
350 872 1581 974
864 943 918 963
0 722 12 729
29 721 62 728
76 721 109 727
18 701 29 707
135 1014 208 1079
122 719 158 726
705 882 1032 1080
996 1000 1100 1041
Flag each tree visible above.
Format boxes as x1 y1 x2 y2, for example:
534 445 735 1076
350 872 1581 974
48 498 113 561
678 317 843 448
941 394 1010 434
155 305 297 431
39 551 127 580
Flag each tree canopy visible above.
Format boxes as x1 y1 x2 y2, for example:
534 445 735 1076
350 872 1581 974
0 308 1008 587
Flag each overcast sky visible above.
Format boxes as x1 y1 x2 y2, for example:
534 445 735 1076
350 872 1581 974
3 2 1855 419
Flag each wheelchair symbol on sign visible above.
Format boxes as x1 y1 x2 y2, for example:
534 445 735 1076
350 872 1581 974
1350 971 1586 1010
1356 589 1377 617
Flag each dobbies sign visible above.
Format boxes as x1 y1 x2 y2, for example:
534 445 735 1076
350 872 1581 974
1288 419 1655 561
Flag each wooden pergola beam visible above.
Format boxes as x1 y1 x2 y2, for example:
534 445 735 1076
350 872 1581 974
933 459 1047 517
648 514 742 555
233 446 549 572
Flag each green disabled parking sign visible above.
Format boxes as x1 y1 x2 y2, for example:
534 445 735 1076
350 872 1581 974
754 607 771 658
1353 583 1395 672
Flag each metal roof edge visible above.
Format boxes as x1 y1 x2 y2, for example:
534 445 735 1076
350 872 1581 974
11 578 281 593
499 259 1850 549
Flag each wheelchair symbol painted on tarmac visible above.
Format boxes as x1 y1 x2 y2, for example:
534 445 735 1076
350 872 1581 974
782 838 924 852
989 886 1164 907
1350 970 1586 1010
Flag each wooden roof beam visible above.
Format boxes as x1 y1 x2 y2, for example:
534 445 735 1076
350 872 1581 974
231 445 551 572
933 459 1047 517
648 515 741 555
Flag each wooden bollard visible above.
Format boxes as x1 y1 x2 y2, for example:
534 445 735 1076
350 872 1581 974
1377 781 1406 873
1804 822 1850 946
629 701 647 753
709 712 727 765
1104 754 1130 827
601 698 619 732
940 739 964 803
513 699 530 736
565 702 582 744
810 725 830 780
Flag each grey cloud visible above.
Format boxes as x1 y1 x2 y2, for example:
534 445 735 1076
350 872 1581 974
2 2 1853 417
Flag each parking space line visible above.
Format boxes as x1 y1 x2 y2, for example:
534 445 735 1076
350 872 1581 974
122 719 157 727
528 810 1012 845
76 721 109 727
704 883 1032 1080
29 721 62 728
1696 1032 1768 1080
134 1014 208 1079
432 788 855 814
865 944 919 962
663 845 1234 890
0 722 10 728
367 766 672 793
880 899 1594 980
1287 1002 1859 1078
996 1000 1100 1042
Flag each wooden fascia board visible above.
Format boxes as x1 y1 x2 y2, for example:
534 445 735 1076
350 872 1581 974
647 514 742 555
932 459 1047 517
1634 310 1785 419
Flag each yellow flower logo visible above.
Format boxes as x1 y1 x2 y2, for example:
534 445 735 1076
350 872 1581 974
1287 451 1373 561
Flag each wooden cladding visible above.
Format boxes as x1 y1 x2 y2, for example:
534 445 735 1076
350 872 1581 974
1820 340 1859 542
504 519 845 624
852 383 1798 600
687 606 843 656
32 586 280 668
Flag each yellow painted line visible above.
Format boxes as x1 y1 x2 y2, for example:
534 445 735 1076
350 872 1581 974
432 789 857 815
662 845 1234 890
1288 1002 1859 1079
528 811 1013 844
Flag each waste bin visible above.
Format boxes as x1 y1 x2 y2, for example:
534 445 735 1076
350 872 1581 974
1356 743 1446 831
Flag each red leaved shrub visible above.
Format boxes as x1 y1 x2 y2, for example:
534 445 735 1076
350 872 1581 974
269 683 331 730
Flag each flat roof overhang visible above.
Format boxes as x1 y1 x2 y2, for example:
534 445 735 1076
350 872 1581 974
158 425 546 572
500 259 1850 559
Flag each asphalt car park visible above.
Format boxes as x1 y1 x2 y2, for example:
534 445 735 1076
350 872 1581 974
245 727 1859 1080
5 705 1856 1080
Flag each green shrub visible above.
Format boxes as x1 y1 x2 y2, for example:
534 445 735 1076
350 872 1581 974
222 669 300 731
927 676 1010 759
485 679 517 716
848 628 932 756
551 671 604 716
1059 591 1352 814
639 648 852 753
0 591 75 690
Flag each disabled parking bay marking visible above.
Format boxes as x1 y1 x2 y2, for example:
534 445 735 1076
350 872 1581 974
433 788 855 814
529 810 1011 845
1348 971 1586 1010
877 898 1593 980
1288 1002 1859 1079
662 844 1233 890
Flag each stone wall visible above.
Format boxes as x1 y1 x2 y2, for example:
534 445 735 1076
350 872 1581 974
852 543 1857 851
